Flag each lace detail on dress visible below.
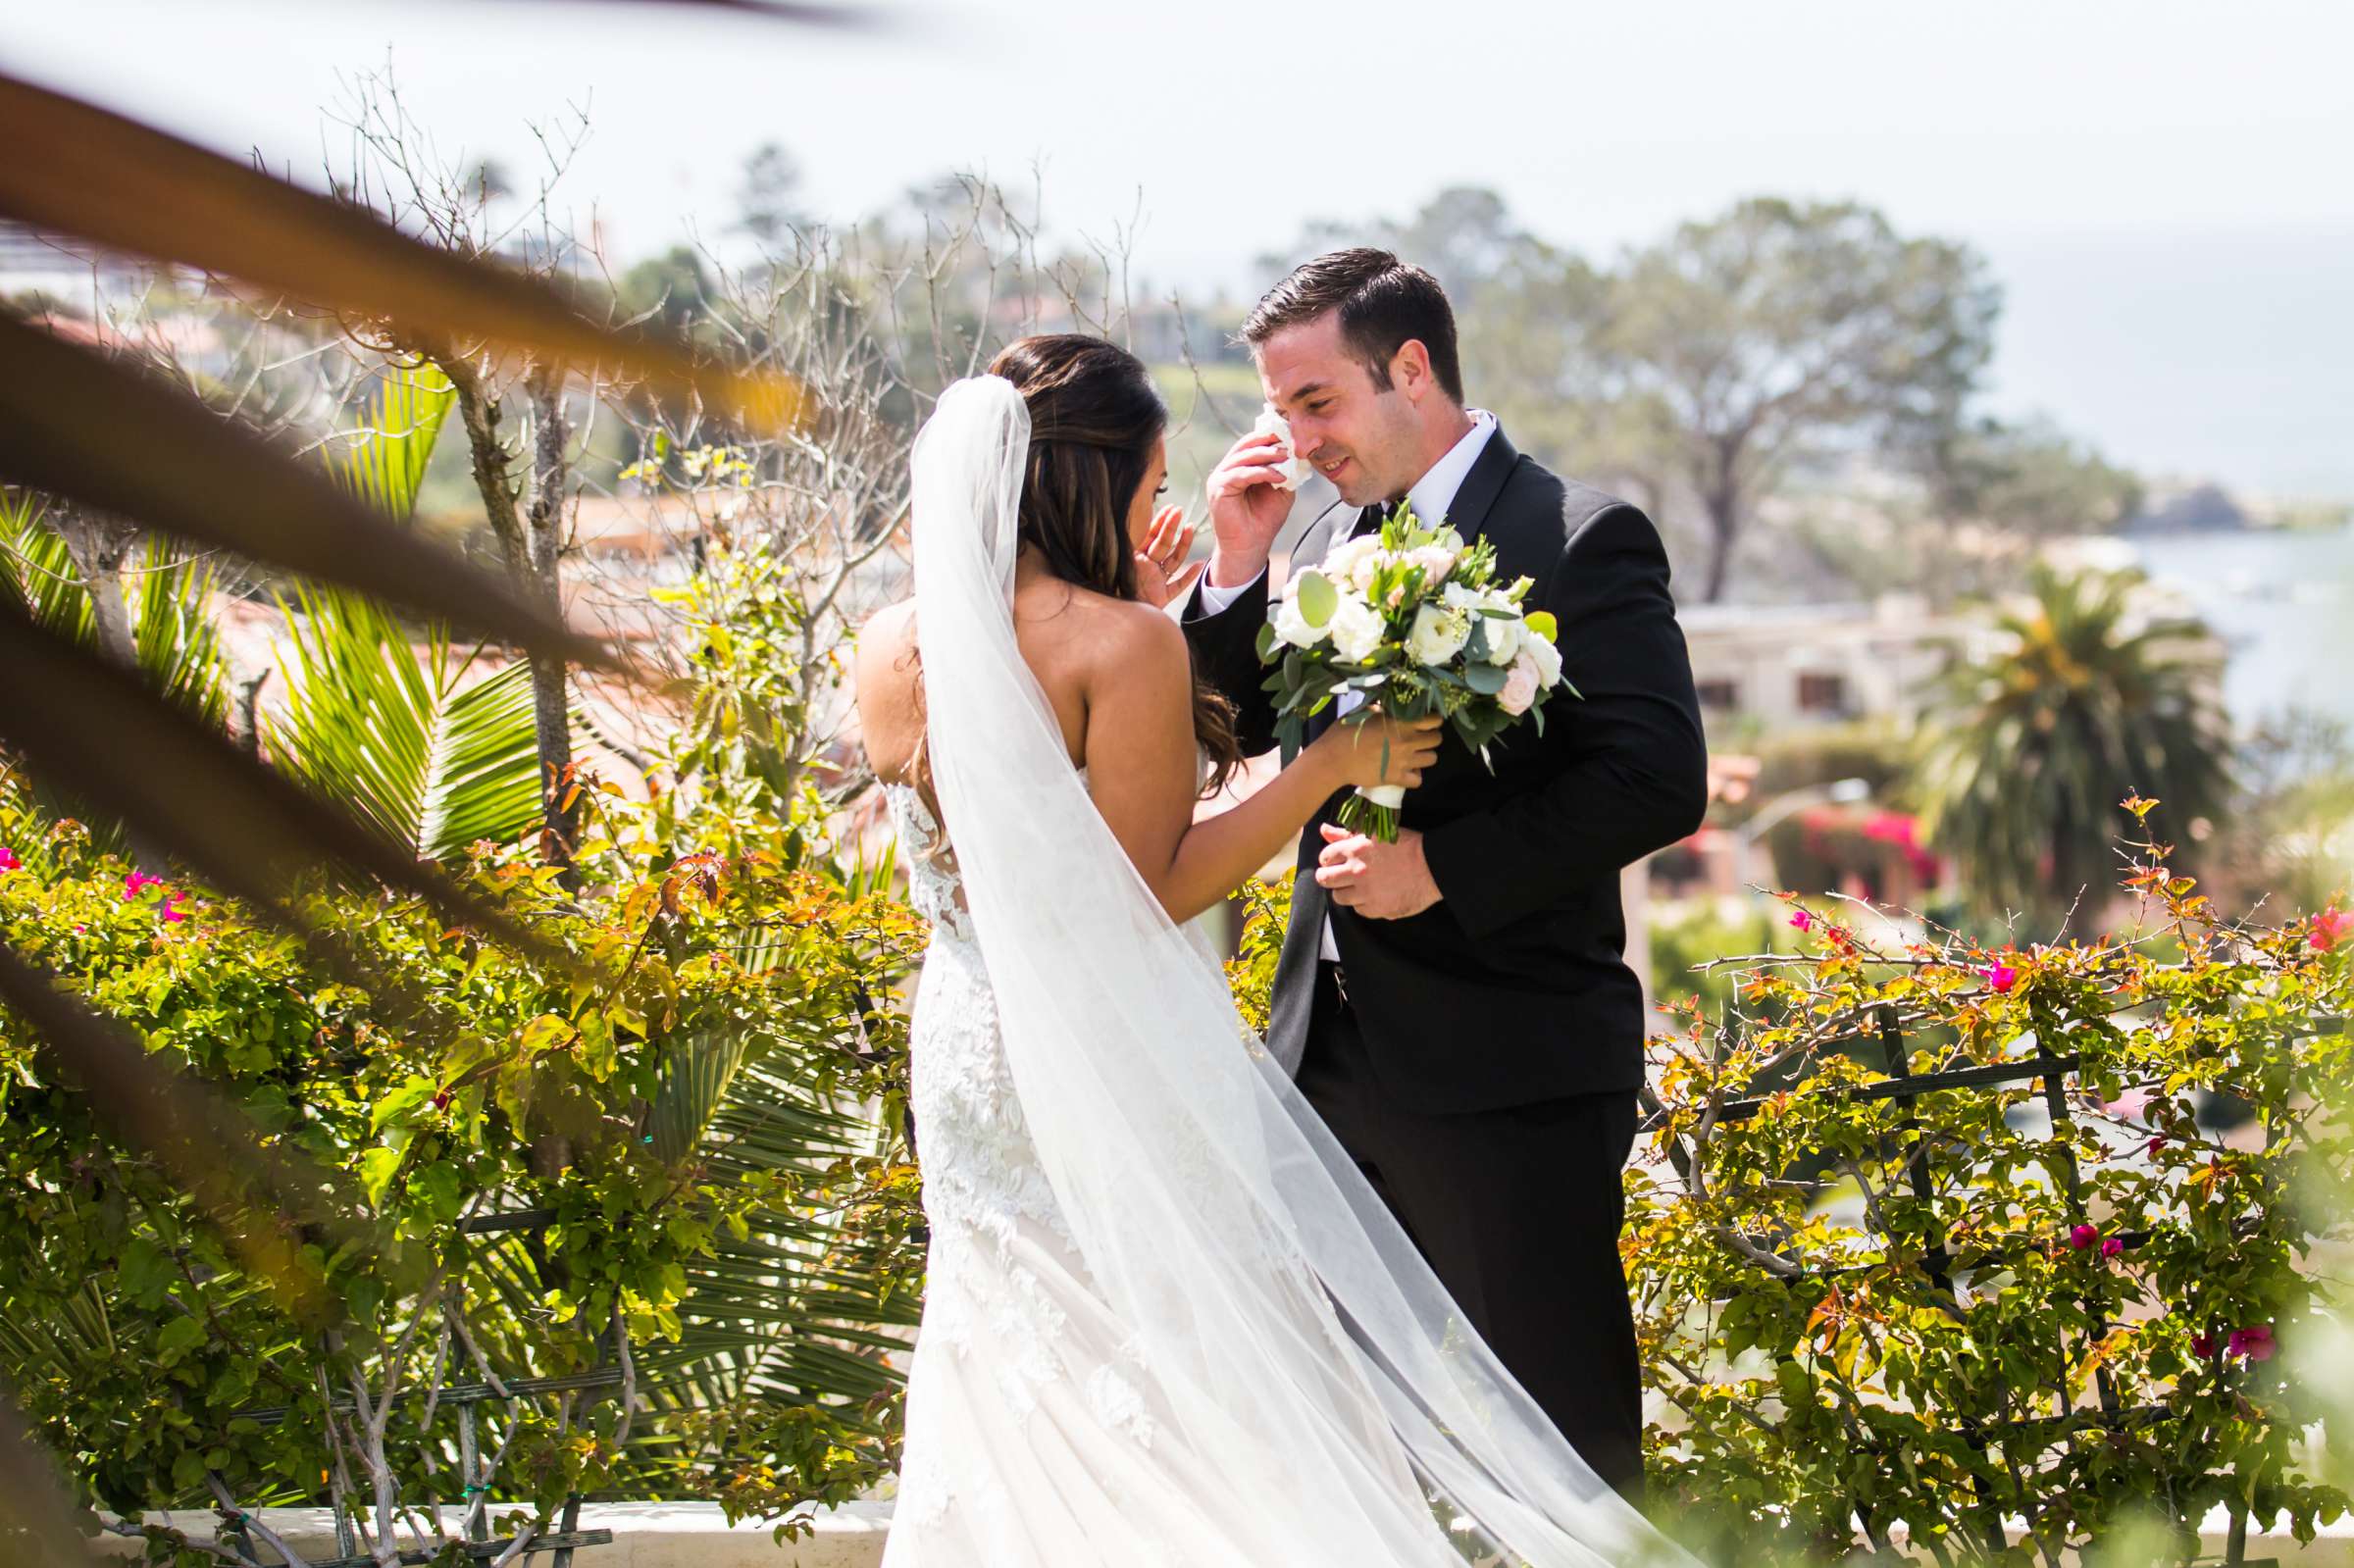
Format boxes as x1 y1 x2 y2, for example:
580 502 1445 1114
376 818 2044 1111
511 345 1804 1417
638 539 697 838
878 781 973 943
882 767 1196 1562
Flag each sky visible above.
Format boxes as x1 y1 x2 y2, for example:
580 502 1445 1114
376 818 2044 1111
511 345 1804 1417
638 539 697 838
12 0 2353 494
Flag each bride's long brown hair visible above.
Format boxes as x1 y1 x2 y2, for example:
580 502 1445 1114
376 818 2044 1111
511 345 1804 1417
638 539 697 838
981 333 1243 795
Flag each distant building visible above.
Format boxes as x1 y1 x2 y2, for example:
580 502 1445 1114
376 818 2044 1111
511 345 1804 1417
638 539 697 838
1677 593 1975 733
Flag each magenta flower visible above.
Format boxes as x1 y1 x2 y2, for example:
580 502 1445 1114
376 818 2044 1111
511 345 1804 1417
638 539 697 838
1982 962 2019 993
2101 1237 2124 1258
123 869 165 900
2146 1136 2166 1156
1788 908 1815 933
2191 1333 2219 1358
0 845 20 874
2313 909 2353 952
2068 1224 2099 1250
158 895 186 925
2228 1325 2276 1362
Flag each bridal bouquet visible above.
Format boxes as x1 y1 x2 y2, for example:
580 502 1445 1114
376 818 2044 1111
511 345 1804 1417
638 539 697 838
1254 500 1573 841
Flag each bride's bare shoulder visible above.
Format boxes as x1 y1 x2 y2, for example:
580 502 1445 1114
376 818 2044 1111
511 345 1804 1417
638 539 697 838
1061 589 1188 702
854 599 923 772
856 598 919 672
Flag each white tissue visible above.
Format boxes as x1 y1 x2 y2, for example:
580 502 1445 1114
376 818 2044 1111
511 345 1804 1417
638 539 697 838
1251 403 1312 492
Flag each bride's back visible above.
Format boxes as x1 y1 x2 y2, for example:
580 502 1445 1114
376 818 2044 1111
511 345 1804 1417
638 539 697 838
856 566 1144 793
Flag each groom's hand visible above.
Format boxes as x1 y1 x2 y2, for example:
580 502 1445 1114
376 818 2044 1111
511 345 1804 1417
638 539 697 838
1203 430 1295 588
1313 823 1441 920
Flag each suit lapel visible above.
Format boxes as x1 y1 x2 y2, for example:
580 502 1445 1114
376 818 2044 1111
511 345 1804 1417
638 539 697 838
1444 425 1519 545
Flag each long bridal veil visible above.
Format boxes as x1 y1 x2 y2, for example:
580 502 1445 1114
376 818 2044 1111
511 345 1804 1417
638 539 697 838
909 375 1681 1566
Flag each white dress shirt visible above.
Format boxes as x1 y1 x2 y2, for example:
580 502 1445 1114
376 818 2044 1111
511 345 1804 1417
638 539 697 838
1197 410 1499 960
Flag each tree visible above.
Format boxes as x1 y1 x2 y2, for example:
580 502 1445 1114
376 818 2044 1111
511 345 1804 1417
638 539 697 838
1933 413 2143 538
1598 197 2000 602
1911 564 2232 926
731 140 806 250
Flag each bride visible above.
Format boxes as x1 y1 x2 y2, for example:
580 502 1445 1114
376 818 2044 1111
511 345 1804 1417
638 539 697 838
854 334 1673 1565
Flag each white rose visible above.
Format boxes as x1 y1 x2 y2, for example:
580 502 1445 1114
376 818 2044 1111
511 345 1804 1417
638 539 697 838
1321 535 1382 593
1271 593 1324 649
1498 651 1541 716
1325 594 1385 664
1482 612 1525 666
1405 543 1457 586
1249 403 1310 490
1524 631 1563 688
1406 604 1470 667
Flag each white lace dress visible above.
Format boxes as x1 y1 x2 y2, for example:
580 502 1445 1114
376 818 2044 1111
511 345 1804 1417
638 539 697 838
877 777 1262 1564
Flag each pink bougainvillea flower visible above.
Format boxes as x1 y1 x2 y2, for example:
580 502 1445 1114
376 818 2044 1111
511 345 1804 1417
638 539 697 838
158 895 186 925
1982 962 2019 993
2228 1325 2277 1362
2068 1224 2099 1250
2102 1088 2154 1119
2101 1237 2124 1258
2311 909 2353 952
122 869 164 899
2146 1136 2166 1156
1788 908 1815 933
0 845 21 874
2192 1333 2219 1358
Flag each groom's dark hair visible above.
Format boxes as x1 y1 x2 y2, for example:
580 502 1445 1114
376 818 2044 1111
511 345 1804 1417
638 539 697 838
1242 248 1463 405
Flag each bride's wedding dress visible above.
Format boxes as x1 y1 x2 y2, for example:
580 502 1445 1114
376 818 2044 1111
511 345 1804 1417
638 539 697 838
872 378 1675 1567
882 774 1287 1559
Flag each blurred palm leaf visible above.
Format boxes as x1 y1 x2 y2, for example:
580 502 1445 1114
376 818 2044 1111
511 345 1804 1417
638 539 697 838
0 9 841 1552
0 310 602 668
0 75 798 430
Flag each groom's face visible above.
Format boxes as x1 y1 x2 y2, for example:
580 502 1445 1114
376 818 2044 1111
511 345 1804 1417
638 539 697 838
1255 314 1420 508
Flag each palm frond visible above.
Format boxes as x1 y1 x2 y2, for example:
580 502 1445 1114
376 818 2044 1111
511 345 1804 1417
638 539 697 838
325 360 458 524
268 586 555 861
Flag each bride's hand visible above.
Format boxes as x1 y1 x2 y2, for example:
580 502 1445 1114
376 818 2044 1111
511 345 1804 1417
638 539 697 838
1315 711 1443 791
1132 505 1205 609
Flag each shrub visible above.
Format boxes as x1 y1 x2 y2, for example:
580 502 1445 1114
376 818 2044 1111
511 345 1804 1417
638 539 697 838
1230 807 2353 1562
0 772 925 1558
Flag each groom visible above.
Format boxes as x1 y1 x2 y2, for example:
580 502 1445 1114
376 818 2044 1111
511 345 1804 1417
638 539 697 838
1181 249 1707 1501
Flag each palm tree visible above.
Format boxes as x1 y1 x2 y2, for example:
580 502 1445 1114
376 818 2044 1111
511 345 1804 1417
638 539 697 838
1912 564 2232 926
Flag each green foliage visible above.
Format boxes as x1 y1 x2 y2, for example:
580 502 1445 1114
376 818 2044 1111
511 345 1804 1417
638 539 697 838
1633 825 2352 1563
0 762 926 1537
1912 565 2232 925
1650 900 1796 1024
0 492 229 729
266 583 556 861
324 360 457 523
1230 834 2354 1561
648 525 841 833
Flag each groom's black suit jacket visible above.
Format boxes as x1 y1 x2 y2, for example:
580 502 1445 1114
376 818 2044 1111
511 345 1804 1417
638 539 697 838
1182 427 1709 1113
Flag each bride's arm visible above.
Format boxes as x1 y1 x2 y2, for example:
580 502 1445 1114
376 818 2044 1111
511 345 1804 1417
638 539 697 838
1085 606 1434 926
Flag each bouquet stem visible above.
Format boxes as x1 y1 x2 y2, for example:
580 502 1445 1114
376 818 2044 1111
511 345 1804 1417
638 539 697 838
1338 784 1406 844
